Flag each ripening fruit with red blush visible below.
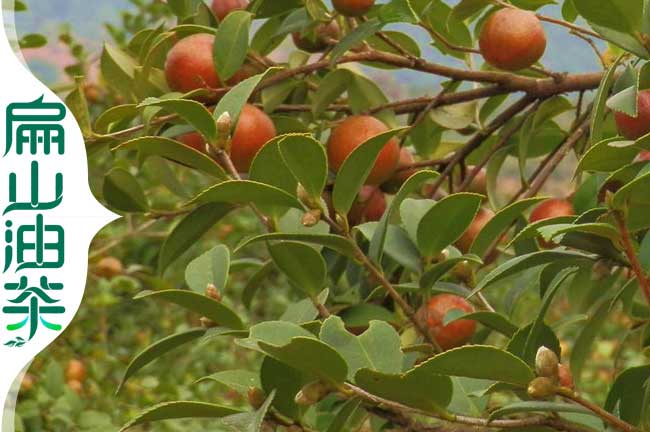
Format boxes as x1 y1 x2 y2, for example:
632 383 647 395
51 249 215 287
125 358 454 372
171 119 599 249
65 359 87 383
416 294 476 350
479 8 547 71
177 132 206 153
292 21 341 53
327 116 400 185
230 104 277 172
332 0 375 17
530 198 575 223
348 186 387 226
455 208 495 253
638 150 650 161
211 0 249 21
465 166 487 195
165 34 220 93
558 364 575 389
614 90 650 140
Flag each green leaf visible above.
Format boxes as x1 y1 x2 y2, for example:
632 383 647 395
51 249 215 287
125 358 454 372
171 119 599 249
114 136 228 179
65 77 92 138
573 0 641 33
101 43 137 99
470 197 546 258
236 233 356 258
313 70 351 118
591 55 625 144
508 322 561 364
18 33 47 49
577 138 638 173
243 260 274 309
258 337 348 384
117 329 207 394
332 128 406 215
95 104 138 134
379 0 418 23
571 300 611 383
103 168 149 213
213 67 278 127
605 365 650 426
319 316 403 380
417 193 483 257
365 31 421 70
330 18 384 64
471 250 594 297
188 180 303 209
269 242 327 297
446 311 518 337
536 223 621 245
138 98 217 144
326 399 364 432
196 370 260 394
355 367 453 412
184 244 231 294
159 205 233 274
489 401 593 421
357 223 422 272
417 345 535 387
134 290 244 330
260 357 308 419
612 170 650 210
369 170 440 263
281 289 329 323
251 15 286 56
278 134 328 198
213 11 253 81
451 0 490 21
607 85 638 117
120 401 240 431
220 391 275 432
420 255 483 293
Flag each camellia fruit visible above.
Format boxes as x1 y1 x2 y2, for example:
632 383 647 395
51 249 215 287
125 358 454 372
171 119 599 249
348 186 387 226
327 115 400 185
165 34 220 93
177 132 206 153
94 256 124 279
416 294 476 350
65 359 87 382
211 0 249 21
465 166 487 195
614 90 650 140
530 198 575 223
292 21 341 53
638 150 650 161
479 8 546 71
230 104 277 172
558 364 575 389
332 0 374 17
456 207 495 253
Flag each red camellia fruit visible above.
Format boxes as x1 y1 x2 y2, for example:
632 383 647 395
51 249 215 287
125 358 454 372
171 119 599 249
479 8 546 71
327 116 400 185
332 0 375 17
456 207 495 253
417 294 476 350
177 132 206 153
348 186 387 226
465 166 487 195
230 104 277 172
638 150 650 161
211 0 249 21
65 359 87 383
292 21 341 53
165 34 220 93
614 90 650 140
530 198 575 223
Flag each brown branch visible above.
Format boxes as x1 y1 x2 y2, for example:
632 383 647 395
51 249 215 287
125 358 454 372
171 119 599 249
558 389 640 432
614 211 650 305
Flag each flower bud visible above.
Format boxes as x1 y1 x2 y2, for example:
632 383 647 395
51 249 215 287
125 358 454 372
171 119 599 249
247 386 266 409
558 363 575 390
200 317 217 328
535 346 559 379
527 377 556 399
302 209 322 227
296 184 320 210
216 111 232 135
294 381 330 406
205 283 221 301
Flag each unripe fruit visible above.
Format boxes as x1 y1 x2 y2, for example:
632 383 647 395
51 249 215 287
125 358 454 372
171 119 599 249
332 0 375 17
327 116 400 185
455 208 495 253
94 256 124 279
292 21 341 53
535 346 559 379
416 294 476 351
165 34 221 93
465 166 487 195
558 364 575 389
530 198 575 223
211 0 249 21
479 8 546 71
527 376 556 399
65 359 87 382
348 186 387 226
614 90 650 140
230 104 277 172
247 386 266 409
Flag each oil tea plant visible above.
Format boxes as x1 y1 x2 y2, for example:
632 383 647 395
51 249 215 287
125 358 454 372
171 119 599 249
67 0 650 431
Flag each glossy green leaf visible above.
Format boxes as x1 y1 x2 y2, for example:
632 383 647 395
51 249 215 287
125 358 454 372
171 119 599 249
236 233 356 258
134 290 244 330
573 0 642 33
138 98 217 143
417 193 483 257
446 311 518 337
184 244 231 295
120 401 240 431
188 180 302 209
196 369 260 394
330 19 384 65
213 11 252 81
278 134 328 198
605 365 650 426
313 69 351 118
590 54 625 144
103 168 149 213
269 242 327 297
420 255 483 293
489 401 592 421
